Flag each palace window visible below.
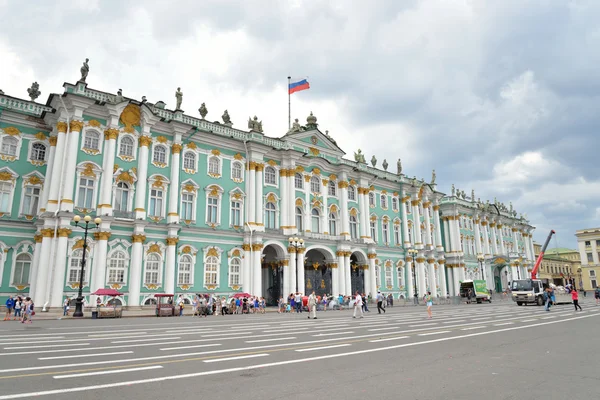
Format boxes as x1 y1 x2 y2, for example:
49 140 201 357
370 220 377 241
114 182 130 212
328 181 337 196
144 253 161 284
0 181 12 213
295 173 303 189
392 197 398 210
348 186 356 201
296 207 304 231
349 215 358 239
231 162 243 181
21 186 40 215
68 249 87 283
208 156 220 175
394 224 401 245
310 176 320 193
178 255 193 285
382 222 390 245
83 131 100 150
119 136 134 157
407 225 413 243
77 177 95 209
265 166 277 185
311 208 320 233
204 256 219 286
207 196 219 224
12 253 31 285
397 267 405 288
230 200 242 227
329 212 338 235
181 192 194 221
265 202 277 229
30 143 46 161
183 152 196 170
381 195 388 209
385 267 393 287
1 137 18 156
107 251 127 284
149 188 164 217
369 192 375 207
229 257 241 287
153 145 166 164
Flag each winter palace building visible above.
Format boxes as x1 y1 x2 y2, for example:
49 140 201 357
0 78 537 309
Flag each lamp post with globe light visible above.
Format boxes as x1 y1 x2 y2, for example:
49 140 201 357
71 215 101 317
288 236 304 294
408 248 419 304
477 254 485 282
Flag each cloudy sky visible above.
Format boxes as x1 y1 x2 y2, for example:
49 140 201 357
2 0 599 248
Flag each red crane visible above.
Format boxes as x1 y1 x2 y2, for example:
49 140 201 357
530 230 556 280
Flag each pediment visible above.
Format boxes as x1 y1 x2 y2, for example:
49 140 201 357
283 128 345 157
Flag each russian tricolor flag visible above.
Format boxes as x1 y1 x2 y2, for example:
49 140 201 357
289 77 310 94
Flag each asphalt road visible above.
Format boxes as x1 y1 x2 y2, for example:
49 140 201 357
0 301 597 400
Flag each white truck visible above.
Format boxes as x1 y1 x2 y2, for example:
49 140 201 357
511 280 572 306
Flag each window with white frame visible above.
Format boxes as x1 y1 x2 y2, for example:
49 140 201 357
204 256 219 285
265 202 277 229
369 192 375 207
77 177 95 209
392 197 398 210
107 251 127 283
408 225 413 243
208 156 220 175
114 182 130 212
348 186 356 201
12 253 31 285
68 249 85 283
207 196 219 223
328 181 336 196
311 208 320 233
296 206 303 231
181 192 194 221
349 215 358 239
230 200 242 226
144 253 161 284
83 131 100 150
295 173 303 189
370 220 377 241
229 257 241 287
231 162 243 181
30 143 46 161
375 265 380 287
1 137 18 156
310 176 320 193
265 166 277 185
397 267 405 288
385 267 393 287
394 224 401 245
0 181 13 212
329 212 338 235
153 145 166 164
381 195 388 209
149 188 164 217
178 255 193 285
382 221 390 244
119 136 134 157
183 152 196 170
21 186 40 215
590 270 596 278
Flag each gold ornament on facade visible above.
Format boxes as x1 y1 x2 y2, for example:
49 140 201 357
367 253 377 259
138 136 152 147
337 181 349 189
182 184 196 193
433 205 440 211
233 153 243 160
385 260 392 268
119 104 141 133
131 234 146 243
26 175 42 185
156 136 168 144
109 283 123 290
309 147 320 156
251 243 264 252
34 132 47 141
423 201 431 208
330 204 338 213
349 208 358 217
152 176 165 189
81 163 97 178
147 243 161 254
3 127 20 136
69 120 84 132
117 171 134 185
87 119 101 128
370 215 377 222
104 128 119 141
171 143 183 154
57 228 72 237
207 247 219 257
267 159 277 167
56 122 68 133
312 168 321 175
321 178 329 186
49 136 58 146
295 165 304 173
34 234 43 243
210 149 221 156
72 239 86 250
94 231 111 241
166 237 179 246
411 199 420 206
304 174 311 182
145 283 160 290
266 193 277 203
208 185 219 197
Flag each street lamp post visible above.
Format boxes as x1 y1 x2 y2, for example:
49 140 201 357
408 249 418 305
477 254 485 283
288 237 304 293
71 215 101 318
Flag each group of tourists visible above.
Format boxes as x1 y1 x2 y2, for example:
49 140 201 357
3 295 35 323
180 294 267 317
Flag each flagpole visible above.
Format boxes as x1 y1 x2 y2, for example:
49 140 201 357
287 76 291 130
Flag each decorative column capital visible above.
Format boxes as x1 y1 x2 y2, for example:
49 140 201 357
281 259 289 266
432 205 440 211
56 121 68 133
337 181 349 189
251 243 264 251
422 201 431 208
242 244 251 251
288 246 297 254
329 262 338 268
94 231 111 241
49 136 58 146
255 163 264 172
138 136 152 147
104 128 119 140
41 228 55 238
411 199 420 206
171 143 183 154
166 237 179 246
131 234 147 243
367 253 377 259
69 120 84 132
34 234 43 243
336 250 345 257
57 228 72 238
297 247 305 254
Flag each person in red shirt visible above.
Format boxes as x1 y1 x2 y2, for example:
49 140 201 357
571 289 582 311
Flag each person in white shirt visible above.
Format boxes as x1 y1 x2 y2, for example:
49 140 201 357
308 291 318 319
353 291 364 319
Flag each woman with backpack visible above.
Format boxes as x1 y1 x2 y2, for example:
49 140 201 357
425 291 433 319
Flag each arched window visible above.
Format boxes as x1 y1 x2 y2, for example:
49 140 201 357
84 131 100 150
369 192 375 207
114 182 130 212
382 221 390 245
370 219 377 241
328 212 338 235
349 215 358 239
232 162 243 180
119 136 134 157
30 143 46 161
183 152 196 170
204 256 218 285
230 199 242 226
77 177 95 209
381 195 387 209
295 206 303 231
397 267 405 288
153 145 166 164
208 156 220 175
385 267 393 287
393 223 401 245
265 166 276 185
310 176 320 193
392 197 398 210
348 186 356 201
108 251 127 283
149 188 164 217
145 253 161 284
207 195 219 223
295 173 303 189
68 249 85 283
311 208 320 233
328 181 336 196
407 225 413 243
178 255 192 285
229 257 241 287
12 253 31 285
144 298 157 305
181 192 195 221
0 181 11 213
1 137 18 156
22 186 41 215
265 202 276 229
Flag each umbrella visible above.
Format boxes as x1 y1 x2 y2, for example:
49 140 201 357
233 292 251 299
92 288 124 296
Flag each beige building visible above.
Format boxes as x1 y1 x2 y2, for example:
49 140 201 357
575 228 600 290
533 244 582 288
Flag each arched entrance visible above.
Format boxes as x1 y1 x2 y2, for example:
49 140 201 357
350 252 367 294
262 243 286 306
304 249 333 297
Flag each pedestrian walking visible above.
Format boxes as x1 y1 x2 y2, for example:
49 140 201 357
426 291 433 319
63 297 70 316
353 291 364 319
572 288 582 311
294 292 303 313
4 296 14 321
376 291 386 314
308 291 318 319
594 287 600 305
544 287 553 311
13 297 22 320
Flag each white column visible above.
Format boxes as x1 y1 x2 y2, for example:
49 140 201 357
453 265 461 295
512 227 519 254
528 235 536 263
297 248 305 294
321 178 329 233
167 144 182 224
433 205 444 251
46 123 67 213
164 238 177 295
255 164 264 228
482 222 491 255
443 218 451 252
412 199 422 247
98 129 118 215
499 225 506 254
446 266 454 296
253 243 263 296
247 164 256 224
243 244 252 294
49 231 70 308
474 219 483 254
402 196 410 247
423 201 433 248
60 120 84 211
344 252 351 296
339 183 350 237
428 260 436 294
34 230 54 307
406 260 415 299
134 136 151 218
363 263 371 297
368 255 377 298
90 232 109 307
490 223 499 255
29 235 43 300
280 169 288 229
439 261 448 297
454 217 462 253
417 256 427 297
128 234 145 307
337 251 345 295
304 176 311 231
288 170 296 231
331 261 339 297
288 248 297 294
39 137 57 213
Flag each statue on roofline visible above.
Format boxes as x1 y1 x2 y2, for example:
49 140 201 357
27 82 41 101
431 169 436 185
222 110 232 125
199 103 208 119
175 87 183 110
371 155 377 167
80 58 89 82
397 158 402 175
382 159 388 171
354 149 366 164
248 116 263 132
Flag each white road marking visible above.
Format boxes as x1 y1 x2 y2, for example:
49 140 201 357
152 343 223 351
203 353 269 363
367 326 401 332
295 344 351 352
53 365 163 379
313 331 354 336
88 331 147 337
461 326 486 331
262 328 310 333
245 337 296 343
493 322 513 326
369 336 409 343
4 343 90 350
38 351 134 360
540 316 554 320
521 319 537 322
418 331 450 336
111 337 181 344
409 323 438 328
443 320 465 323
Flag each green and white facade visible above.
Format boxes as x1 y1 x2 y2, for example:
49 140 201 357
0 80 536 308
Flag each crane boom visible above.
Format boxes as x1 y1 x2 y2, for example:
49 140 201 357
530 230 556 279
